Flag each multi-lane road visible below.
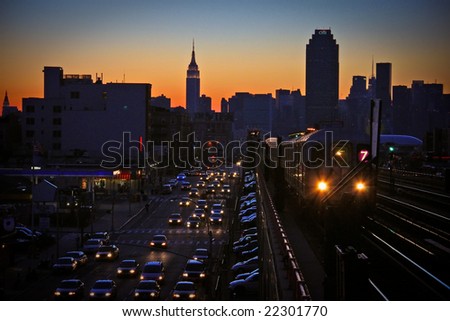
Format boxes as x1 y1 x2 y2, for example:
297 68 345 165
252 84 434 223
14 173 236 301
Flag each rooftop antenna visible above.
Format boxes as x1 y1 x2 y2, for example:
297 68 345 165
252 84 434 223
371 55 374 78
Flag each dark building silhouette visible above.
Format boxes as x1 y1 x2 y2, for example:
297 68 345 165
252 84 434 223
273 89 305 136
151 94 171 109
199 94 212 113
221 98 229 113
186 42 200 115
345 76 370 135
376 62 393 133
306 29 339 128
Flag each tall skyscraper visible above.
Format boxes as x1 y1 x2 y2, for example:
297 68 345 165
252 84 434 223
376 62 392 133
306 29 339 128
186 41 200 114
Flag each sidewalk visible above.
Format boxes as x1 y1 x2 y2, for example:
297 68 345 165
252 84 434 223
1 194 152 299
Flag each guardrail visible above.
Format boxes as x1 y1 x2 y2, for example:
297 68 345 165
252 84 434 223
257 168 311 300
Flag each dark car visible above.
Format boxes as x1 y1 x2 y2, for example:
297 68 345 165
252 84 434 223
186 215 201 228
231 256 259 275
53 279 85 300
228 272 260 299
188 188 200 198
116 259 140 278
193 208 206 220
168 213 183 225
82 238 105 254
233 233 258 247
179 197 192 207
192 248 209 262
172 281 197 300
180 181 191 190
91 231 110 243
182 259 206 282
89 279 117 300
150 235 168 249
196 199 208 210
140 261 165 283
52 256 78 274
95 244 120 261
209 213 223 225
134 280 161 300
161 184 172 194
233 239 258 255
65 251 88 266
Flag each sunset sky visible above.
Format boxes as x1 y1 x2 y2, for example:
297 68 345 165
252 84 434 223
1 0 449 111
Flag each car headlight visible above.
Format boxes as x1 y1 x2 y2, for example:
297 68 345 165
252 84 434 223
105 292 111 297
173 293 180 298
150 242 155 246
150 292 156 297
117 269 123 273
107 253 112 257
130 269 135 274
68 292 76 296
189 293 196 298
183 272 188 277
200 273 206 278
95 254 100 258
317 181 328 191
158 275 164 280
89 292 95 296
54 291 61 296
134 292 140 297
161 242 166 246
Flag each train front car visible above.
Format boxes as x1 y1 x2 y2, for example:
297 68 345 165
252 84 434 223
282 129 372 211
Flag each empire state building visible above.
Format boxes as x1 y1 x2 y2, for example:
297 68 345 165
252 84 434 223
186 42 200 114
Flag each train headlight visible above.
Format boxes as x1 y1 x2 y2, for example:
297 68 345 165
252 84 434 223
317 181 328 191
356 182 366 191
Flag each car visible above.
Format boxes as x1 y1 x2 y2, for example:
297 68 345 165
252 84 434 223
177 173 187 181
168 213 183 225
228 272 260 298
65 251 88 266
52 256 78 273
161 184 172 194
231 256 259 275
240 192 256 202
89 279 117 300
186 215 201 228
82 238 105 254
182 259 207 282
134 280 161 300
233 239 258 255
209 213 223 225
240 213 257 223
196 199 208 210
233 233 258 247
206 185 215 194
95 244 120 261
192 248 209 262
221 184 231 193
241 227 258 237
211 203 224 215
189 188 200 197
180 181 191 190
140 261 165 283
179 197 192 207
240 198 257 210
240 246 259 260
90 231 110 243
172 281 197 300
229 171 239 178
238 206 257 219
196 181 206 188
212 180 221 188
53 279 85 300
168 179 178 188
116 259 140 278
150 234 168 248
235 268 259 280
193 208 206 219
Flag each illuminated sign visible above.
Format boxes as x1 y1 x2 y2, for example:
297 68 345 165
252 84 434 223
358 149 369 162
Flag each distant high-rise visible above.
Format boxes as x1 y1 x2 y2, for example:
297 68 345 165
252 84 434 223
186 41 200 114
306 29 339 128
376 62 392 133
199 94 212 113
